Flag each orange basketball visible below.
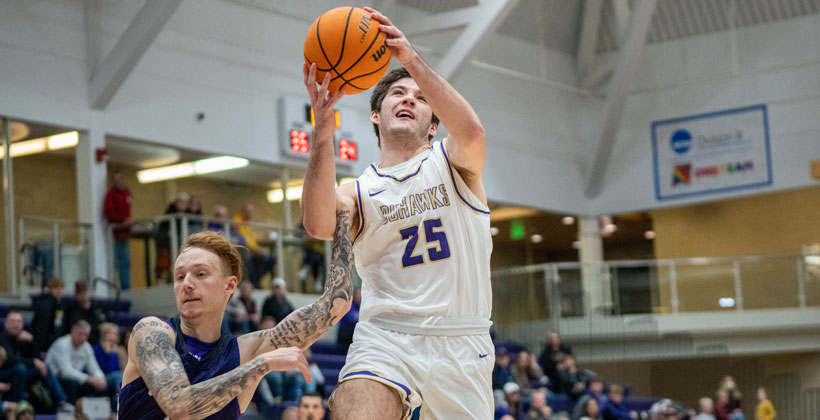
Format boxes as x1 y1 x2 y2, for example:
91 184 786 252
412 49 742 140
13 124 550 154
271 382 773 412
304 7 391 94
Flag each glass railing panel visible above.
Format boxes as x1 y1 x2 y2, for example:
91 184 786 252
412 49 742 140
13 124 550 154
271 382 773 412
739 256 801 310
17 216 92 292
57 223 92 287
804 255 820 307
671 261 736 312
609 263 658 315
557 267 584 317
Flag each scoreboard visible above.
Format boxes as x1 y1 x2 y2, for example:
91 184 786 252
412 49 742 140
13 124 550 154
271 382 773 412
278 96 358 163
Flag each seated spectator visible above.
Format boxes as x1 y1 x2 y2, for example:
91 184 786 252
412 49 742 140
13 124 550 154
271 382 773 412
31 278 65 351
336 288 361 348
0 347 25 403
492 348 514 407
226 292 251 335
299 231 325 294
496 382 523 420
186 195 204 235
574 376 607 420
716 390 731 420
45 321 107 403
207 205 248 247
237 281 260 331
511 349 546 402
0 311 68 410
540 331 572 386
579 398 602 420
262 278 295 324
13 400 31 420
156 193 191 279
525 389 553 420
297 392 325 420
91 323 124 395
602 384 636 420
755 387 775 420
280 406 298 420
63 280 106 344
697 397 716 420
558 355 587 401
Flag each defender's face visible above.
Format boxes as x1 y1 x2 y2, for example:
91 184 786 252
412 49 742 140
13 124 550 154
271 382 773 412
173 247 236 320
372 78 437 143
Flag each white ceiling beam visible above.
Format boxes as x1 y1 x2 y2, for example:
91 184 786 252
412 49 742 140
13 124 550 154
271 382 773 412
584 0 657 198
89 0 183 110
437 0 520 81
608 0 632 47
580 52 615 89
576 0 604 82
403 6 480 38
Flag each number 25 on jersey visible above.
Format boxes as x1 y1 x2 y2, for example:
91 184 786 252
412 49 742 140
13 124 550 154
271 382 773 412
399 218 451 268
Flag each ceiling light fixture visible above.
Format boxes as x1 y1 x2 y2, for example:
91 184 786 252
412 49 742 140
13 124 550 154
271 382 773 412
267 185 304 203
644 230 657 239
562 216 575 225
0 131 79 159
137 155 249 183
531 234 543 243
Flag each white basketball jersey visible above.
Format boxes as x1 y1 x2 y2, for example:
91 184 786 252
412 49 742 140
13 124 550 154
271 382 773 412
352 139 492 323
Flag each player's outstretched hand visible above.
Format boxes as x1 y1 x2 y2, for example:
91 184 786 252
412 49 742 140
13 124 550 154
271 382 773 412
364 7 417 65
263 346 312 383
303 62 344 141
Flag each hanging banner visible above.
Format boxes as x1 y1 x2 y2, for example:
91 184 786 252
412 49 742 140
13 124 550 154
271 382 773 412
651 104 772 201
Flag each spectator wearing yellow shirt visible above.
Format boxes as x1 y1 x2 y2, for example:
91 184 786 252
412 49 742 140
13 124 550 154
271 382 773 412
233 203 276 288
755 387 775 420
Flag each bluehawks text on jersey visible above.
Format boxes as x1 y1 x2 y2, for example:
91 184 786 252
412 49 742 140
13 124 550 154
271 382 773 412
378 184 451 224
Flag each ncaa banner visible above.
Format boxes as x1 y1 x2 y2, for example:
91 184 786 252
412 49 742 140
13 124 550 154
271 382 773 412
651 104 772 201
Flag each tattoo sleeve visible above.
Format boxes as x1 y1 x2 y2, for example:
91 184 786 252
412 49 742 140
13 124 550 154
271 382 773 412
251 209 354 351
133 319 268 420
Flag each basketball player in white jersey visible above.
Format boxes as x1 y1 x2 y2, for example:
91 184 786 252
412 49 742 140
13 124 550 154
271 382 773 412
302 7 493 420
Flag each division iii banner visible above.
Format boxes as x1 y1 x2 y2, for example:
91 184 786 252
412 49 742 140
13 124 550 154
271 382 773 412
651 104 772 201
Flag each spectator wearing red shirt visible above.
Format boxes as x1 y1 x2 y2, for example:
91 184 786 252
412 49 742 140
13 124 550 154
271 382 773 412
103 171 132 290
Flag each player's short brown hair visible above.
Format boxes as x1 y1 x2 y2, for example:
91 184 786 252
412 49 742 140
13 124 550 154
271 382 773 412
370 67 439 146
182 231 243 282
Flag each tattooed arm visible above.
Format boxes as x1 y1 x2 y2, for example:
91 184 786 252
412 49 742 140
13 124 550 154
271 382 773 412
238 206 355 359
123 317 308 420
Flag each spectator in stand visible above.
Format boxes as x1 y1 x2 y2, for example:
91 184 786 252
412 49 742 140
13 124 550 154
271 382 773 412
541 331 573 386
579 398 602 420
755 387 775 420
501 382 523 420
63 280 106 344
297 392 325 420
336 288 361 348
186 195 204 235
492 348 514 406
31 278 65 352
511 349 545 402
227 292 251 335
281 406 298 420
697 397 716 420
103 170 132 290
716 390 731 420
574 376 607 420
44 321 107 403
12 401 30 420
92 323 125 395
558 355 587 401
299 228 326 294
237 281 259 331
0 312 68 409
0 346 25 403
233 203 276 288
719 376 745 420
208 205 249 246
526 389 553 420
602 384 637 420
156 193 190 279
262 278 294 324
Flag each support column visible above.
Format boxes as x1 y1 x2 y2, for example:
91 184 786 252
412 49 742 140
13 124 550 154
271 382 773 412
578 216 604 316
2 119 16 294
76 111 108 296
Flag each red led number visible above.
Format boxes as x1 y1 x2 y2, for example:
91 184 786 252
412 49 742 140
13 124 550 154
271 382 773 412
338 139 357 161
290 130 309 155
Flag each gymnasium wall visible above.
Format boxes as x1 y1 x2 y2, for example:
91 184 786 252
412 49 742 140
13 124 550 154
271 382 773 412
650 185 820 312
590 13 820 215
0 0 588 214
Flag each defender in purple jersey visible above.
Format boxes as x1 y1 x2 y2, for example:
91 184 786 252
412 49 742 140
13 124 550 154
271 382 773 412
119 207 354 420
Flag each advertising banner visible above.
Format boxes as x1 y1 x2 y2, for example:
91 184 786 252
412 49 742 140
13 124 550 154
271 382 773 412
652 104 772 201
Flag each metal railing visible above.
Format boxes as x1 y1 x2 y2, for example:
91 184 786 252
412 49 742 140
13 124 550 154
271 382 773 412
107 213 330 292
16 215 93 294
491 253 819 323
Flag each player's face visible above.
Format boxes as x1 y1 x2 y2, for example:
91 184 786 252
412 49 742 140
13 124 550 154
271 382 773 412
173 247 236 320
373 78 437 144
298 396 325 420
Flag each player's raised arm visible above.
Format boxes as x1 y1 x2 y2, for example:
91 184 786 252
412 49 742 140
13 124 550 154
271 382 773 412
365 7 487 188
239 204 354 356
301 63 346 240
129 317 309 420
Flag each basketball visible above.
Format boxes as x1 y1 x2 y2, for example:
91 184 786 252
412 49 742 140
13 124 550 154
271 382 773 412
304 7 391 94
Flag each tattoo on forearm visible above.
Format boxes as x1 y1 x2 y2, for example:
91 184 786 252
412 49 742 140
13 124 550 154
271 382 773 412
254 209 354 350
134 320 268 420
